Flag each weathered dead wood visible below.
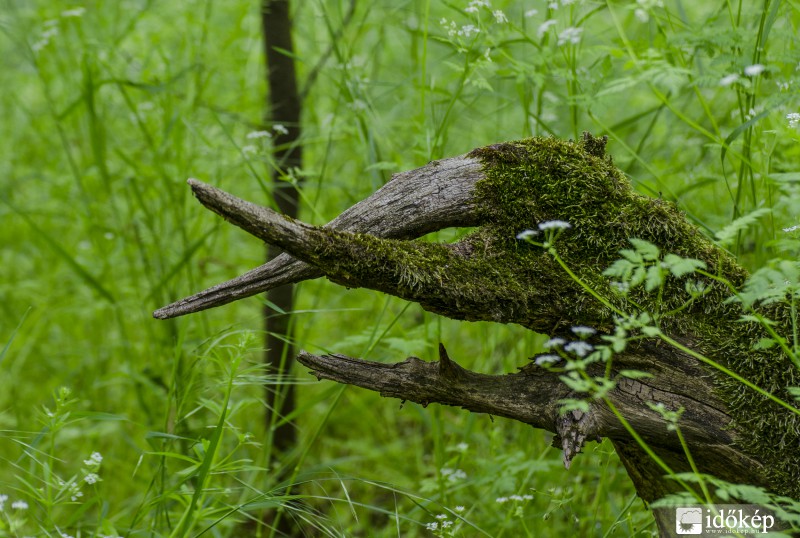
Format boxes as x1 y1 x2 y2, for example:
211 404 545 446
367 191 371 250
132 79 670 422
154 156 484 319
297 340 761 482
154 135 800 536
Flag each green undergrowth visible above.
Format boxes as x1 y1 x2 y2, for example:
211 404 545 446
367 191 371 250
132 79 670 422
2 0 800 536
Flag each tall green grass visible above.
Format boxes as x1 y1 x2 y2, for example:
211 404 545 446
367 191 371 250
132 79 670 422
0 0 798 536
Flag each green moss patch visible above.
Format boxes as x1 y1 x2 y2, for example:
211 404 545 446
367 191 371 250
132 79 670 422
470 134 800 499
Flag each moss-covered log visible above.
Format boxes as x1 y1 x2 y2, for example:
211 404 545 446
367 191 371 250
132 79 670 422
155 134 800 536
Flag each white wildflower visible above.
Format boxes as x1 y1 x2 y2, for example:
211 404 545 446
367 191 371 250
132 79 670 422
242 144 258 154
436 513 448 520
537 19 557 38
62 7 85 18
783 225 799 233
744 64 765 77
84 452 103 466
510 494 524 501
565 340 594 357
442 520 453 528
465 5 479 13
455 505 466 512
84 473 100 485
523 494 534 500
496 496 509 503
426 522 438 531
11 500 28 510
787 112 800 129
0 494 7 510
525 9 538 17
273 124 288 135
535 354 561 366
557 27 583 46
455 442 469 452
538 220 571 230
448 469 467 482
549 1 559 8
493 10 507 23
544 337 565 349
516 229 539 240
246 130 271 139
719 73 740 86
634 8 649 22
457 24 480 38
571 326 596 337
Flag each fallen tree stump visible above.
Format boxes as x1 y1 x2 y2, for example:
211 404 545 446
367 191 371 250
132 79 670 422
156 134 800 536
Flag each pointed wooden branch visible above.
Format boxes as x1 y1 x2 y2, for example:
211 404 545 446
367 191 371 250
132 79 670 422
154 156 484 319
296 341 762 477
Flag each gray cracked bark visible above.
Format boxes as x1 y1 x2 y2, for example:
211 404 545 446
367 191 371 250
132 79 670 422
155 134 800 537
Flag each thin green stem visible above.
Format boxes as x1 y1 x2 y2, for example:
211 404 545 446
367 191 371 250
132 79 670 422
659 333 799 416
549 248 625 316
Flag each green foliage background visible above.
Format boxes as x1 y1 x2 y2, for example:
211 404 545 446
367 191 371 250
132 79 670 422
1 0 799 536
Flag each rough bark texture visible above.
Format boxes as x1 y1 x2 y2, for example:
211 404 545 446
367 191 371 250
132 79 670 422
153 156 483 319
155 134 800 537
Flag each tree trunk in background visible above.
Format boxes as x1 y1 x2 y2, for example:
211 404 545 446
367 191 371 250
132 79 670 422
261 0 301 456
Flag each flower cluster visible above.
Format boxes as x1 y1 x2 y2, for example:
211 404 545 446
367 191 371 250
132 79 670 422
517 221 572 243
557 27 583 46
0 494 29 512
496 494 534 503
534 326 598 366
440 467 467 482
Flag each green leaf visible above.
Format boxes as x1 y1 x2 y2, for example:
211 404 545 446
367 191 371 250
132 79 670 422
645 265 663 292
620 248 643 264
662 254 707 278
558 399 590 414
641 326 661 337
602 259 634 279
628 238 660 261
752 337 777 350
630 266 646 288
721 108 772 164
714 208 770 247
559 374 593 393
